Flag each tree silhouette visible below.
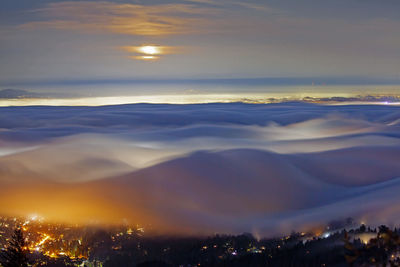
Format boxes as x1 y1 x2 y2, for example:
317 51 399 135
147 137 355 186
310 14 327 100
0 227 29 267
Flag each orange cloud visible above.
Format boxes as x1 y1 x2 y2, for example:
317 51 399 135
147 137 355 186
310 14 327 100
21 1 217 36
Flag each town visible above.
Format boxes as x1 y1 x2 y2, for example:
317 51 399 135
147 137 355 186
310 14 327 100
1 215 400 266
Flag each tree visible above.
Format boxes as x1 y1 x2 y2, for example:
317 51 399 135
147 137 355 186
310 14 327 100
0 227 29 267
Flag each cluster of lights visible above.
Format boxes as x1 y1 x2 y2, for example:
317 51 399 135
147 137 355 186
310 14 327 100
12 215 87 260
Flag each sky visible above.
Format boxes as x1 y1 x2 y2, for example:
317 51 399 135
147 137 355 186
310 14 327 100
1 0 400 96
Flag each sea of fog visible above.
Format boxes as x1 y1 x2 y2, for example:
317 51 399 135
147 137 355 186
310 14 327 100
1 102 400 237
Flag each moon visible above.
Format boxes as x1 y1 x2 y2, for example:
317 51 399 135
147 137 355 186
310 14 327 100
138 45 160 55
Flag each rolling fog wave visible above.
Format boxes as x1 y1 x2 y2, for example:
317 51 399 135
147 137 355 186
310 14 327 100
1 103 400 236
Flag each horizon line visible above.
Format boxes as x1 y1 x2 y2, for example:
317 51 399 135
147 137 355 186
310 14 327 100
2 76 400 87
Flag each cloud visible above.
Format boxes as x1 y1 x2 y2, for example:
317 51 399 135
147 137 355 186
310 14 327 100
183 0 276 11
20 1 217 36
17 0 280 37
1 103 400 236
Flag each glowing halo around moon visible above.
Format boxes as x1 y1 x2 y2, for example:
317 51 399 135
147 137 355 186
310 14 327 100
121 45 177 61
133 45 162 60
131 55 160 60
